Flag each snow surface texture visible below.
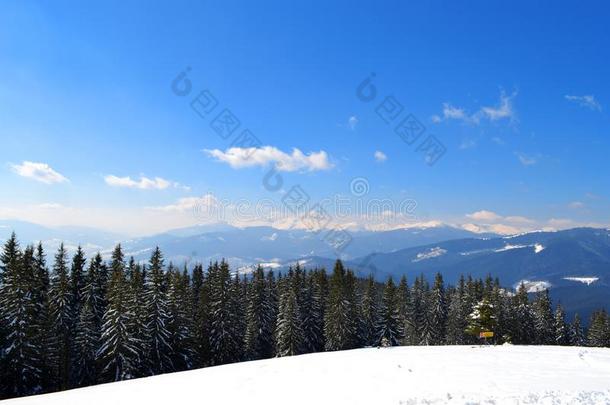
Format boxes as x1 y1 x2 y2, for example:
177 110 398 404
412 246 447 262
7 346 610 405
515 280 551 293
563 277 599 286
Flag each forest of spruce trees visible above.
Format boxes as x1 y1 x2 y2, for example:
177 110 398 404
1 232 610 399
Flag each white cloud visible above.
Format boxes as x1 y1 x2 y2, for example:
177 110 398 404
433 91 517 125
463 210 537 235
36 202 64 210
478 91 516 121
462 222 522 236
504 216 536 225
10 161 69 184
104 175 188 190
146 194 218 212
568 201 585 209
374 150 387 162
432 103 468 123
565 95 602 111
442 103 467 120
491 137 505 146
459 139 477 150
204 146 333 172
467 210 502 221
460 210 607 236
515 152 537 166
348 116 359 130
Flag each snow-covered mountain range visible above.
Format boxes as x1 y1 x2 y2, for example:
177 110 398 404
2 220 609 320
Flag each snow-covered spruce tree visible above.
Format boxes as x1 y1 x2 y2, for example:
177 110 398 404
0 238 42 397
396 276 410 345
483 278 504 343
587 310 610 347
48 243 73 390
375 277 403 347
167 268 195 371
244 266 275 360
360 275 379 347
445 276 467 345
67 245 87 386
208 261 241 365
97 245 140 382
511 283 535 344
465 297 497 339
553 305 569 345
533 290 555 345
266 270 279 340
324 260 358 351
128 258 149 377
275 277 303 357
428 273 447 345
408 276 428 345
345 268 361 348
32 242 53 392
70 246 86 324
193 265 211 367
418 276 434 345
190 262 204 366
72 259 102 387
229 272 246 362
97 259 109 313
302 270 325 353
570 313 586 346
143 247 173 374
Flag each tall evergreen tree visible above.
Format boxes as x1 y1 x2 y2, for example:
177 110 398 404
570 313 586 346
587 310 610 347
0 237 41 397
465 297 497 339
512 283 535 344
302 270 325 352
73 265 101 387
533 290 555 345
360 275 379 347
446 277 467 345
407 276 427 345
208 261 241 365
376 277 402 347
396 276 410 345
275 280 303 357
428 273 447 345
70 246 86 323
193 265 211 367
97 245 139 381
553 305 569 345
229 272 246 362
244 266 275 359
32 242 52 392
167 268 194 371
324 260 356 351
417 276 434 345
143 247 173 374
48 243 73 390
128 259 148 376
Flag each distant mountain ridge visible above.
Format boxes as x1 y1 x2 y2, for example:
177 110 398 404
2 220 609 318
298 227 610 320
1 219 491 265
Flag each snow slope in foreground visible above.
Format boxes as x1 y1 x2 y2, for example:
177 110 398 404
7 346 610 405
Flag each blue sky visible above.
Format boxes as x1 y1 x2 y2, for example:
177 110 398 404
0 0 609 235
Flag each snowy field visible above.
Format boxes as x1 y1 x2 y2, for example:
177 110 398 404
6 345 610 404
